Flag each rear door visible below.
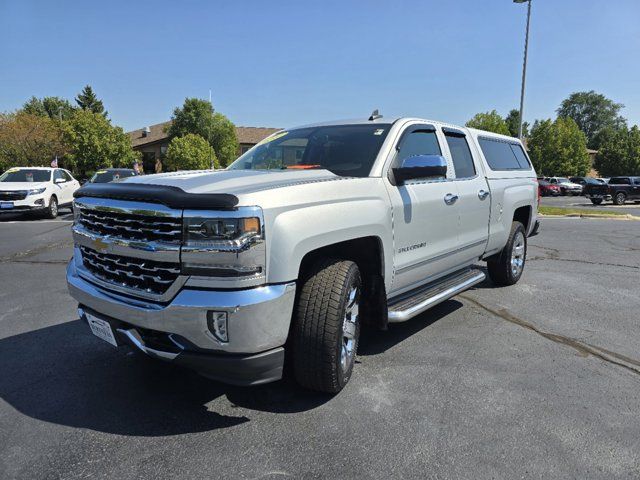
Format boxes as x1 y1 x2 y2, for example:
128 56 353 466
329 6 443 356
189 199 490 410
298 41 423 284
632 178 640 199
441 127 490 260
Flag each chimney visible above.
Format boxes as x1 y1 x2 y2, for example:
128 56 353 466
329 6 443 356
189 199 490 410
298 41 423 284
142 126 151 137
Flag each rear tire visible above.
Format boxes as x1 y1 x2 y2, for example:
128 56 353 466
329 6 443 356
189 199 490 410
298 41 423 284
487 222 527 286
613 192 626 205
45 196 58 219
292 259 361 393
590 198 603 205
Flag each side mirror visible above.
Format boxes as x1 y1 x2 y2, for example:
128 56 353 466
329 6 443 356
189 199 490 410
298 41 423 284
391 155 447 186
55 178 65 184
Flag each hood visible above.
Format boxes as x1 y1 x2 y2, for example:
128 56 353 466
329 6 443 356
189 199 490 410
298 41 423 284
0 182 49 191
122 169 342 195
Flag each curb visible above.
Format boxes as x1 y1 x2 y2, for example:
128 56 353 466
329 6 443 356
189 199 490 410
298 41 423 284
539 213 640 220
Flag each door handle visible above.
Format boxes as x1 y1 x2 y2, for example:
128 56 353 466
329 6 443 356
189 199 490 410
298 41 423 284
478 189 490 200
444 193 458 205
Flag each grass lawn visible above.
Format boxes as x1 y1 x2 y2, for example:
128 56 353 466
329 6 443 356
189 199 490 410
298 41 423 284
538 205 629 217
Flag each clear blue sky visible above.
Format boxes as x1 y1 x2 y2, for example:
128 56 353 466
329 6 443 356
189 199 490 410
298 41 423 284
1 0 639 132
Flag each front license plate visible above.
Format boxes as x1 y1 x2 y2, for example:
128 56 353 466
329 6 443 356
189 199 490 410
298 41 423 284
86 313 119 347
0 202 14 209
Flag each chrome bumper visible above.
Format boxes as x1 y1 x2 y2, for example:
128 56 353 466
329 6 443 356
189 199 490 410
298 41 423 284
66 259 296 354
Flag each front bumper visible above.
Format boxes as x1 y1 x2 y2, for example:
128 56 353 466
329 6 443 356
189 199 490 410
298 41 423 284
0 195 47 212
67 260 296 384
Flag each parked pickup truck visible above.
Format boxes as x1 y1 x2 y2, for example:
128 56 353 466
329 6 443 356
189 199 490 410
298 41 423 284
584 176 640 205
66 115 538 393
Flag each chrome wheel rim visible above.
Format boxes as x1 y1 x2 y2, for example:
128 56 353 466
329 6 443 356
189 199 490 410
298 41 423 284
511 232 525 277
341 284 359 373
50 199 57 216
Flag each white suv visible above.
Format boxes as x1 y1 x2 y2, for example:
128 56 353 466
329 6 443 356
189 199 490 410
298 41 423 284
0 167 80 218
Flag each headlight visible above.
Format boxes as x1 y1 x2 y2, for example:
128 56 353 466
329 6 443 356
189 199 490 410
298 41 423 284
27 187 46 196
181 208 265 279
184 217 260 248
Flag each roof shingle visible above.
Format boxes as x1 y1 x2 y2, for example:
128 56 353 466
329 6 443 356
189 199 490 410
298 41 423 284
127 121 280 148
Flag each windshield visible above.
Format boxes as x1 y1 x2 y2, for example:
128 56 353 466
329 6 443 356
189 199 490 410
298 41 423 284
89 170 135 183
0 169 51 183
227 124 391 177
557 177 570 183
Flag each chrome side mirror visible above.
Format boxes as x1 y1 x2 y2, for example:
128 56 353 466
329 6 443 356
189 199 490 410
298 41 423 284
391 154 447 186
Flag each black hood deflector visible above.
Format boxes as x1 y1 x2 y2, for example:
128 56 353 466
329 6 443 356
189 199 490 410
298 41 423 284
74 182 239 210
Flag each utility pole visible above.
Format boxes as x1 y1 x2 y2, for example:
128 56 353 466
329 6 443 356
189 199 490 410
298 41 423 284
514 0 532 140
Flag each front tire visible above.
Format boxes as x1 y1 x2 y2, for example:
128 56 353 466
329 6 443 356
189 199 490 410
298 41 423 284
45 196 58 219
613 192 626 205
487 222 527 286
292 259 361 393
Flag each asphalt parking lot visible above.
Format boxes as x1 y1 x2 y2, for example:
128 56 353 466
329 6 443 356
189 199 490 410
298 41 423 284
1 213 639 479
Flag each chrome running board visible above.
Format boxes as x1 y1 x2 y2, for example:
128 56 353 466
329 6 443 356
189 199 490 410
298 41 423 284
387 269 485 323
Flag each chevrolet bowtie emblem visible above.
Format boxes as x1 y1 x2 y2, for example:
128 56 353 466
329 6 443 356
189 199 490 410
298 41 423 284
93 237 109 253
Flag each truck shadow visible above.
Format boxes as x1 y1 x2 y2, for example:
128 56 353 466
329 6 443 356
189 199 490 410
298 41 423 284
0 300 465 437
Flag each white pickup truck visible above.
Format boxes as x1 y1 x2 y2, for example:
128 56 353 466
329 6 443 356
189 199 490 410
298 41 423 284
66 115 538 393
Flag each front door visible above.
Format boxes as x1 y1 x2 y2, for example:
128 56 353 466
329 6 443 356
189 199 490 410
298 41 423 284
384 124 462 296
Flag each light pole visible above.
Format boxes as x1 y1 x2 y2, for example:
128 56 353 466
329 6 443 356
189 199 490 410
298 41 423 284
514 0 532 140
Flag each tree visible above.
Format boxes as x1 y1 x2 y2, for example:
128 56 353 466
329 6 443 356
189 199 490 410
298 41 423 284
23 96 76 121
75 85 107 117
527 117 590 176
164 134 217 171
62 109 138 176
504 109 529 138
167 98 239 167
595 126 640 176
0 112 66 172
557 90 626 148
465 110 510 136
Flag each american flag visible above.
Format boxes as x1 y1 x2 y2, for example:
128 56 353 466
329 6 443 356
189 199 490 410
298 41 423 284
51 157 58 168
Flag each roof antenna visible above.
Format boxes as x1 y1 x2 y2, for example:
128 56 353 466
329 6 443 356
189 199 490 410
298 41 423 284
368 109 383 121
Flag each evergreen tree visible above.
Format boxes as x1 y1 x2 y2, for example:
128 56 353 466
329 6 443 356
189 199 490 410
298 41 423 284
504 109 529 138
75 85 107 117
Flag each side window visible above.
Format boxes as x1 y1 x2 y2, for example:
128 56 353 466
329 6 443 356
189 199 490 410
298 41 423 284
397 130 441 162
509 144 531 169
444 133 476 178
62 170 73 181
478 138 530 171
54 170 65 182
611 177 629 185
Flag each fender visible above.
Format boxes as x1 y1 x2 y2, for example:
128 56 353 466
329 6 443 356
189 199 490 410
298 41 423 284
264 197 394 289
485 178 537 254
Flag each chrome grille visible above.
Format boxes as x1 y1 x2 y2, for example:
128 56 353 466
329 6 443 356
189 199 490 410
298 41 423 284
80 246 180 295
77 207 182 244
0 191 28 201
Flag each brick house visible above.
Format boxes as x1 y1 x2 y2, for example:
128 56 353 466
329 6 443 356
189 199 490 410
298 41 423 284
127 121 280 173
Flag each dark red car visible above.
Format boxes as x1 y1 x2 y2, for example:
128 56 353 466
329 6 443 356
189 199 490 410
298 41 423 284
538 179 561 196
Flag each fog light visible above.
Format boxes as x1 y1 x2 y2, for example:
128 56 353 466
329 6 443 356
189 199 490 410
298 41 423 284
35 199 44 206
207 311 228 342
